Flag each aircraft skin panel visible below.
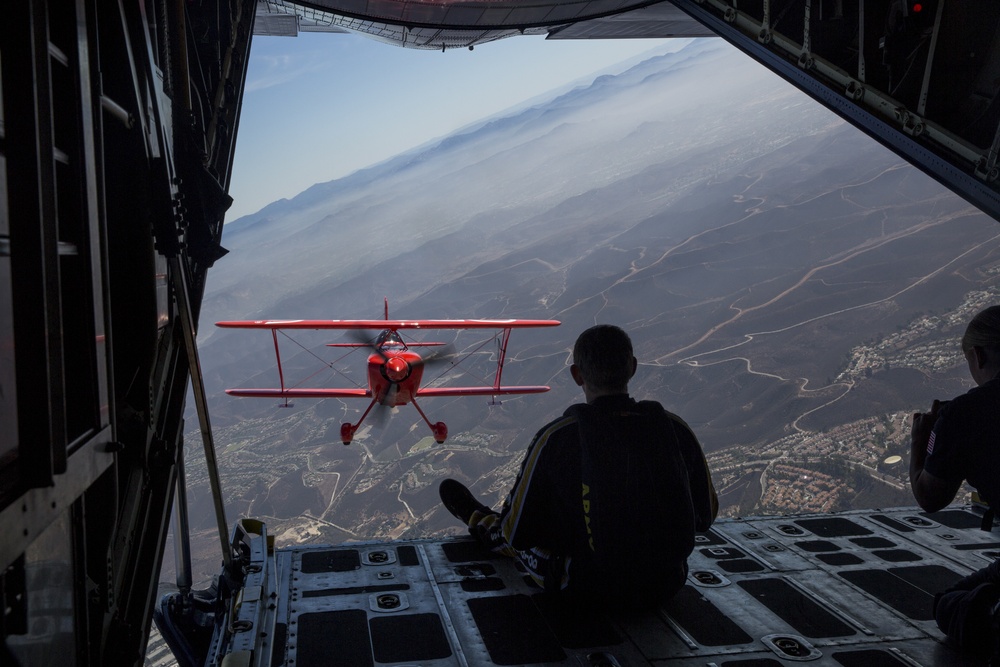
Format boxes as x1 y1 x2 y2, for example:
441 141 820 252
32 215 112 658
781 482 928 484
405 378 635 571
291 0 666 29
199 506 992 666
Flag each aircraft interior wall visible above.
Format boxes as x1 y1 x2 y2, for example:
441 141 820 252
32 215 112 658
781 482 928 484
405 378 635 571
0 0 252 664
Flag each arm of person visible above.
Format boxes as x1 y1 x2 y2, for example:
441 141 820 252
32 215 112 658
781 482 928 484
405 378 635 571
500 417 567 550
911 467 963 513
669 413 719 531
909 404 963 512
696 458 720 531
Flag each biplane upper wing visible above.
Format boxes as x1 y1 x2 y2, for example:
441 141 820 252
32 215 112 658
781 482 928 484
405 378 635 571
216 319 560 330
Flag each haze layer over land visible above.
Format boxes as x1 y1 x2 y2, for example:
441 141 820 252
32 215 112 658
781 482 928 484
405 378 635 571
182 39 1000 582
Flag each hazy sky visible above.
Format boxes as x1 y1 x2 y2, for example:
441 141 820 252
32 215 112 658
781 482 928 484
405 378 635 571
227 32 686 220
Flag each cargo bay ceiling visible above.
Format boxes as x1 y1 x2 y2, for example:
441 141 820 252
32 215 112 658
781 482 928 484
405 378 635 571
255 0 1000 223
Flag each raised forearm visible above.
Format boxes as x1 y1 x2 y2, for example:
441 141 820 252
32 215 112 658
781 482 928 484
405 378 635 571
908 412 931 489
908 402 960 512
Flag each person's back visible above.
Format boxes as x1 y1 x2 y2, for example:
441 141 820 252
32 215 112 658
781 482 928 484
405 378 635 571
567 399 700 607
910 305 1000 660
921 376 1000 512
440 324 718 610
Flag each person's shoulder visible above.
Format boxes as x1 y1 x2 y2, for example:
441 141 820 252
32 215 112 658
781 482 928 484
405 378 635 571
629 400 701 444
945 377 1000 413
531 408 580 442
635 399 695 429
562 402 592 418
971 376 1000 397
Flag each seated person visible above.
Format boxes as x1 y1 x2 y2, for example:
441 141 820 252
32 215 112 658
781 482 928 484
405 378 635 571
910 305 1000 659
440 324 718 609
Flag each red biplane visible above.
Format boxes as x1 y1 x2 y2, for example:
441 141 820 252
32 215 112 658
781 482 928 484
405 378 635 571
216 302 560 444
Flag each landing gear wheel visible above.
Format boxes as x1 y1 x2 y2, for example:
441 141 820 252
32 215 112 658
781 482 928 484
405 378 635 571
432 422 448 444
340 423 355 445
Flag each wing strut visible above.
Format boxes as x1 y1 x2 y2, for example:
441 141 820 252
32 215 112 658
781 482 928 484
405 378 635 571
493 327 513 393
271 328 289 406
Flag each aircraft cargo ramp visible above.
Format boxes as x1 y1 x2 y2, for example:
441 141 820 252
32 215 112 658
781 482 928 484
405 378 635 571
193 506 998 666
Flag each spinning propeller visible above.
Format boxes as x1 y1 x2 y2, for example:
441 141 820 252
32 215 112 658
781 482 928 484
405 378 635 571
339 329 456 445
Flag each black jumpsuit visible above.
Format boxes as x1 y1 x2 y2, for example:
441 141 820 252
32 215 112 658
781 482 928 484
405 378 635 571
467 394 717 609
923 377 1000 658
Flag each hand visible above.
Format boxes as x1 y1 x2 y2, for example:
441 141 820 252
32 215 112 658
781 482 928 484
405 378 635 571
909 399 961 512
911 411 934 440
911 399 944 452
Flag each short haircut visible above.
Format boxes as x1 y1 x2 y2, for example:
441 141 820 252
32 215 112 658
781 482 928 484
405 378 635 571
573 325 634 392
962 305 1000 354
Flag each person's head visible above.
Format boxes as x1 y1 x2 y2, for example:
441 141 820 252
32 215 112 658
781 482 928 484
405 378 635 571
570 325 637 401
961 305 1000 385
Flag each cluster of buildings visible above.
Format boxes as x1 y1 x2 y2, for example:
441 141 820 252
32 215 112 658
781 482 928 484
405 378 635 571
759 464 845 513
708 410 916 517
838 286 1000 383
706 285 1000 517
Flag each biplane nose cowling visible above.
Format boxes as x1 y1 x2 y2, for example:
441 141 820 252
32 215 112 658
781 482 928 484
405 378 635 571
385 357 410 382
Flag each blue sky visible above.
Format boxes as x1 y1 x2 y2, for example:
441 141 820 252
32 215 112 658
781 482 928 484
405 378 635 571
227 32 686 220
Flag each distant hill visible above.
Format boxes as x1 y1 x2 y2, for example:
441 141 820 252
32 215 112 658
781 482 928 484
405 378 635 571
183 38 1000 581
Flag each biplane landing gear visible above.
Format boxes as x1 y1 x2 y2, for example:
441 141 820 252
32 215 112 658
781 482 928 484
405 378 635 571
412 398 448 443
341 396 381 445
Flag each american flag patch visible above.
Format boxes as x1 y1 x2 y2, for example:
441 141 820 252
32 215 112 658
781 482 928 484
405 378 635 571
927 431 936 456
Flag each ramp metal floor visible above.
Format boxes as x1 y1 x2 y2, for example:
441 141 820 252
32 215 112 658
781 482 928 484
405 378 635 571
211 506 998 666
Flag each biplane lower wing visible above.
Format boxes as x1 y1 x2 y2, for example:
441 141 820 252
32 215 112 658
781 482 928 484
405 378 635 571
225 388 371 399
416 386 550 397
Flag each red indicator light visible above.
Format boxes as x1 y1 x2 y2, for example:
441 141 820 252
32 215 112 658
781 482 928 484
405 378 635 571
912 2 923 11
